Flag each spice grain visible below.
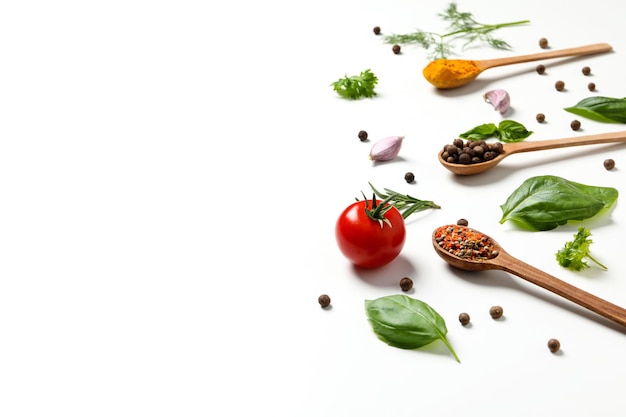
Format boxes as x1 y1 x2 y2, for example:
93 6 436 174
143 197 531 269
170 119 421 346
318 294 331 308
555 80 565 91
489 305 503 319
392 44 401 54
373 26 381 35
399 277 413 292
539 37 549 49
536 113 545 123
604 159 615 170
358 130 368 141
570 120 581 131
458 312 470 326
536 64 545 75
582 66 591 75
588 82 596 92
404 172 415 183
548 338 561 353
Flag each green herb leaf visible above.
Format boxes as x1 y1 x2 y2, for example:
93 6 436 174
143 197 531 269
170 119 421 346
556 226 607 271
382 2 529 60
496 120 533 142
364 294 460 362
459 120 532 142
499 175 618 231
459 123 497 140
564 96 626 123
330 69 378 100
368 182 441 219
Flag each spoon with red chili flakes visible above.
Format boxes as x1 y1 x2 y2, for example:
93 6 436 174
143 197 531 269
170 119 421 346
432 224 626 328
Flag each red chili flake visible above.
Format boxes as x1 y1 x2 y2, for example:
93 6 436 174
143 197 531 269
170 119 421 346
434 224 499 261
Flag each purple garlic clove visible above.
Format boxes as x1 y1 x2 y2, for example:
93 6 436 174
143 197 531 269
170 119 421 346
369 135 404 161
484 89 510 114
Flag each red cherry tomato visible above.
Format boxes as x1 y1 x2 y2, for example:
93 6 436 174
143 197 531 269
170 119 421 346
335 199 406 269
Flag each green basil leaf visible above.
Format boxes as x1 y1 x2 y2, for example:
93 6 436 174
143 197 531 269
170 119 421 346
497 119 533 142
499 175 618 231
364 294 460 362
459 123 497 140
564 96 626 123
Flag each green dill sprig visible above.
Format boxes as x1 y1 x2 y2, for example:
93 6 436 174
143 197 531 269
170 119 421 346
383 2 530 60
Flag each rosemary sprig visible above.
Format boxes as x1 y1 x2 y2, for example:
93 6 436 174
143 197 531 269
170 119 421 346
368 182 441 219
383 2 530 60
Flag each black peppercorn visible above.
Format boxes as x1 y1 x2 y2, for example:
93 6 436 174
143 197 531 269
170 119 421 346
373 26 381 35
539 37 549 49
582 66 591 75
570 120 581 131
318 294 331 308
588 82 596 92
489 305 503 319
399 277 413 292
536 113 546 123
555 80 565 91
392 44 401 54
456 218 469 226
536 64 546 75
458 312 470 326
604 158 615 170
547 338 561 353
404 172 415 183
358 130 368 141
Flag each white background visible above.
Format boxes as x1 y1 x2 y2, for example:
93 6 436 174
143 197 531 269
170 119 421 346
2 1 626 416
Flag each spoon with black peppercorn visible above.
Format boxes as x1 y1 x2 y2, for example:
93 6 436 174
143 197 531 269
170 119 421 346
439 130 626 175
423 43 613 89
432 224 626 327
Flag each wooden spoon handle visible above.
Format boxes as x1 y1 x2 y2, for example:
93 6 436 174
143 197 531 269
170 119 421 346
495 251 626 327
505 130 626 155
478 43 613 70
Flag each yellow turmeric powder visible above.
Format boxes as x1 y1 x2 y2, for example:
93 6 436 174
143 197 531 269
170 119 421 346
422 59 481 89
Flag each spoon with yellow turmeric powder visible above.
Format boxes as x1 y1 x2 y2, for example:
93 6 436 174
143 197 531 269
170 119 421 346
423 43 612 89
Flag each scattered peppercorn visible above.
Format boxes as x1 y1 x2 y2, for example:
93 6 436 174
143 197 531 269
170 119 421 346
399 277 413 292
441 139 503 165
555 80 565 91
404 172 415 183
582 66 591 75
373 26 381 35
536 64 546 75
392 44 401 54
358 130 368 141
318 294 331 308
456 218 469 226
458 312 470 326
539 37 549 49
547 338 561 353
588 82 596 92
570 120 581 131
489 305 503 319
604 158 615 170
536 113 546 123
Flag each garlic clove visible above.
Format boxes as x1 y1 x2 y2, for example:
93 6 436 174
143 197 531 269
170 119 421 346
369 135 404 161
484 89 510 114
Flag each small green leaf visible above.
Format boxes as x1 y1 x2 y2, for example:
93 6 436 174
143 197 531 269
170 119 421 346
564 96 626 123
459 123 497 140
497 120 533 142
364 294 460 362
499 175 618 231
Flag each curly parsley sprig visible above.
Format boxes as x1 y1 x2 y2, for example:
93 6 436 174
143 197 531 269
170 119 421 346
383 2 530 60
555 227 607 271
331 69 378 100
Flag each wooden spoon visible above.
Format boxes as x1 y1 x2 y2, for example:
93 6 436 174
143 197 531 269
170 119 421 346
439 130 626 176
432 225 626 327
423 43 613 89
